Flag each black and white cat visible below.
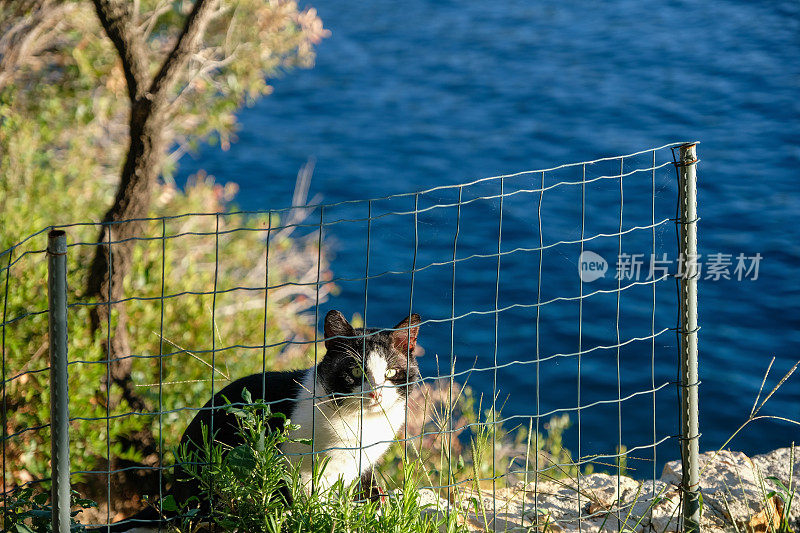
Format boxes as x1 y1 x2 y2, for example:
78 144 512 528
99 310 422 532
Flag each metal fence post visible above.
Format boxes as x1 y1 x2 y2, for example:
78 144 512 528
678 144 700 532
48 230 70 533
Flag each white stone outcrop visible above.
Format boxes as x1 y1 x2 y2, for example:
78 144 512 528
418 447 798 532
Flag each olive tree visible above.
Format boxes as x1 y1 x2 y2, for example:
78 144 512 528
0 0 328 501
1 0 327 409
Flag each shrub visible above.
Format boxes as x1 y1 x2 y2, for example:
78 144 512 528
1 92 332 504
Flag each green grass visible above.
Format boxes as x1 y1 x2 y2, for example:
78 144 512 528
151 390 468 533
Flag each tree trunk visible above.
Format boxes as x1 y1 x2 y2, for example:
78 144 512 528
86 0 215 502
87 97 165 413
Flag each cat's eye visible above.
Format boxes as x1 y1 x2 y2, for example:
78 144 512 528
351 367 362 379
385 368 397 379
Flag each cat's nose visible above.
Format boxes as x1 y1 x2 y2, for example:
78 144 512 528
369 390 382 402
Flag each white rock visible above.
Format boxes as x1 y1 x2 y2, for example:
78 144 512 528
415 448 798 532
416 488 462 532
751 447 800 481
456 474 645 532
625 480 681 532
661 449 798 531
751 447 800 529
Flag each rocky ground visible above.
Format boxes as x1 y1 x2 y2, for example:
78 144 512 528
419 447 799 532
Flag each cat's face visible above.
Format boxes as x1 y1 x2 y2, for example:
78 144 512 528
317 310 422 414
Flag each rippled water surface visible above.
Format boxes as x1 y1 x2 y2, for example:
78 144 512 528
178 0 800 467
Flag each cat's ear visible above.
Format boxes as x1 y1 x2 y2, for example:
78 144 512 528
391 313 421 356
324 310 355 349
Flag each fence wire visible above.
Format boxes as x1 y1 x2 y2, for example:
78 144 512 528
1 142 698 531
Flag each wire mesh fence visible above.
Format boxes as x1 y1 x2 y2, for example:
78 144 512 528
1 141 700 531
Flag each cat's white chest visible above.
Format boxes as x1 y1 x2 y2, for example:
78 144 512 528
280 369 405 492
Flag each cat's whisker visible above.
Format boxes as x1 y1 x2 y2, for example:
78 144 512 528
327 339 364 361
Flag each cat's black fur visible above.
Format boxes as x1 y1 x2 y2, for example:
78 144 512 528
92 310 421 532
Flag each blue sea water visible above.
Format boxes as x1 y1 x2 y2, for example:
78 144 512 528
177 0 800 469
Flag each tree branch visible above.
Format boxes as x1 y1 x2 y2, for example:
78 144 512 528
91 0 149 101
149 0 217 99
166 46 240 118
0 0 75 90
139 0 171 41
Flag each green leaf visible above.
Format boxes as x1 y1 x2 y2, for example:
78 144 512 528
766 476 789 493
161 494 178 512
226 445 257 480
75 498 97 509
